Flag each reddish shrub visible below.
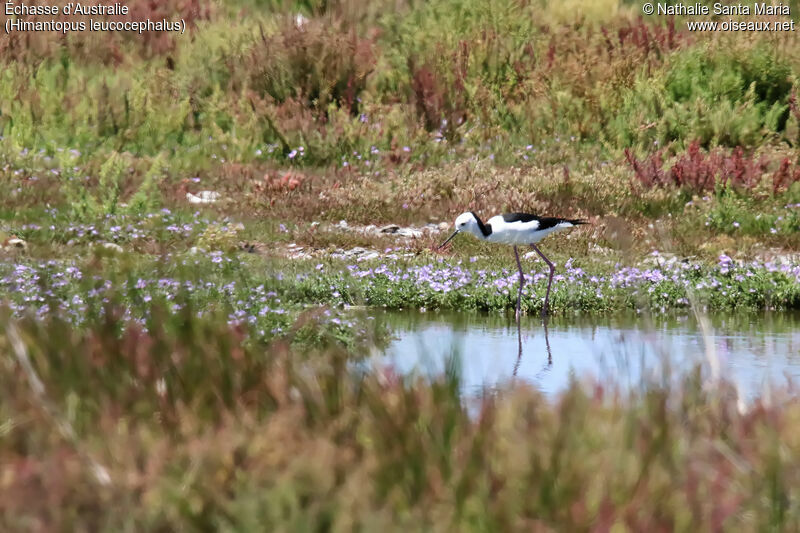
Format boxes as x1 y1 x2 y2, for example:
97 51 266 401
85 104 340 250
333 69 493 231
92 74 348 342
625 147 666 187
789 91 800 124
670 143 766 191
772 158 800 193
617 17 680 56
409 41 469 138
247 22 375 116
626 141 800 193
601 17 686 64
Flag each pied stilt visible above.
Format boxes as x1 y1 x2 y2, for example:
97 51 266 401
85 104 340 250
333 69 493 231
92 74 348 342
438 211 587 317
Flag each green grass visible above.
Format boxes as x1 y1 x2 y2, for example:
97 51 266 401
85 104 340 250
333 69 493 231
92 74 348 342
1 0 798 169
4 234 800 325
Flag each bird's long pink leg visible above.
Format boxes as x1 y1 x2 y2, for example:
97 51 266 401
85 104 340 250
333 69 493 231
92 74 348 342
530 243 555 317
513 245 524 320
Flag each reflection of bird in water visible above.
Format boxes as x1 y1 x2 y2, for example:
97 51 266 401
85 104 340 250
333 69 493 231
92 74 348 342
438 211 587 319
513 317 553 380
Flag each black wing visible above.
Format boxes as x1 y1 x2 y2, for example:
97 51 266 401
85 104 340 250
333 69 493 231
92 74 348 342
501 212 539 223
502 213 588 230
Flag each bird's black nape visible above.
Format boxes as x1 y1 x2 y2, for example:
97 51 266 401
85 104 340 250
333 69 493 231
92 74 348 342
468 211 493 237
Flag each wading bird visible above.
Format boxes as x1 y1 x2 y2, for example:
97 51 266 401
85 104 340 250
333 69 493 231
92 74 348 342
438 211 587 318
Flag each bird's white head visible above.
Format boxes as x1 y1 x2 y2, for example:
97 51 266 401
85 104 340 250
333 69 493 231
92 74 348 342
454 211 481 235
438 212 482 249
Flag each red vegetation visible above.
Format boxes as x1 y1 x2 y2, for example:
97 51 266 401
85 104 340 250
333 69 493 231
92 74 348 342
625 141 800 193
247 22 376 116
409 40 469 137
789 91 800 124
258 172 304 192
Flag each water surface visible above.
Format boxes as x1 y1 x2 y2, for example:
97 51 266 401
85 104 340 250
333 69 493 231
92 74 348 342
375 310 800 399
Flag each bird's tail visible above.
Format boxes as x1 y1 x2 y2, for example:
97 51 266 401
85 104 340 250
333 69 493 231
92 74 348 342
567 218 589 226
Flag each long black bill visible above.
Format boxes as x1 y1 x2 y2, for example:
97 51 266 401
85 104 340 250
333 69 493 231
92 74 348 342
437 230 459 249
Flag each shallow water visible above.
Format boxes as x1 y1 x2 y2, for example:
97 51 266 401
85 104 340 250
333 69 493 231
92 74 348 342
374 310 800 399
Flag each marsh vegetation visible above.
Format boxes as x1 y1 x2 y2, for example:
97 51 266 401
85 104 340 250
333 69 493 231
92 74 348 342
2 0 800 529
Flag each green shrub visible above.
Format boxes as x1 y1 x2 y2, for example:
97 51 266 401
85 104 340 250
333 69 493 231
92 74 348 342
607 44 794 151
